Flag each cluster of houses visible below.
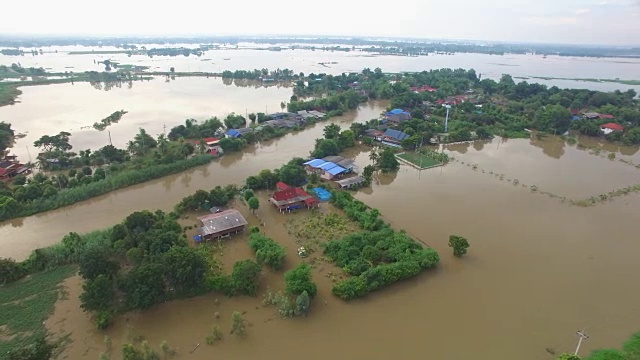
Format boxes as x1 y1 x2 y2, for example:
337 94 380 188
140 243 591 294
0 156 30 182
571 110 624 134
268 181 319 213
222 111 328 137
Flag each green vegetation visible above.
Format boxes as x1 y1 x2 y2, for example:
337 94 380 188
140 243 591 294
93 110 128 131
325 191 440 300
288 90 366 117
245 158 307 189
448 235 470 257
230 311 247 337
369 147 400 172
396 149 446 169
0 154 214 222
249 232 286 270
0 266 75 356
558 331 640 359
168 117 224 140
531 76 640 86
222 68 297 81
0 121 15 152
284 263 317 298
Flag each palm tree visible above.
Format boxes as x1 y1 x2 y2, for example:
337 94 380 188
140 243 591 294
369 149 380 164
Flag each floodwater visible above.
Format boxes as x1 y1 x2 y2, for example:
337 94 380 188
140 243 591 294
0 100 388 260
3 49 640 359
2 45 640 92
0 77 294 160
41 144 640 360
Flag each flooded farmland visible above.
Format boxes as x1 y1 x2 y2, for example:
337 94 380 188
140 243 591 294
3 50 640 360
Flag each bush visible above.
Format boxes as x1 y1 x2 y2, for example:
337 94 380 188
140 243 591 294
95 310 113 329
230 260 262 296
0 258 26 284
249 233 286 270
284 263 317 298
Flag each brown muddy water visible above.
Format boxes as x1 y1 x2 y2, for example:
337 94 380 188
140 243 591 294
0 100 388 260
42 147 640 360
3 99 640 358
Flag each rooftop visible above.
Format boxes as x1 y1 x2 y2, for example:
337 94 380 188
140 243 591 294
336 176 366 187
601 123 624 131
383 129 410 141
198 209 248 236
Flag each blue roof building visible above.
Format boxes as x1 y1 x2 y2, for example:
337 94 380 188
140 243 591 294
382 129 410 144
226 129 241 138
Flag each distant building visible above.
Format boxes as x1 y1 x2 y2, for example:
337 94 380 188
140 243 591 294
410 85 437 93
303 156 357 179
196 209 248 241
381 129 410 146
384 109 412 124
364 129 384 141
600 123 624 135
583 112 601 120
225 128 254 138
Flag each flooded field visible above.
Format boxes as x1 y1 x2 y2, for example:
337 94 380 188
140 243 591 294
0 77 293 160
2 46 640 93
444 136 640 198
3 48 640 360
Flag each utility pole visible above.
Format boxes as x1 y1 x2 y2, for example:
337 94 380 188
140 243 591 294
574 330 589 356
108 131 113 146
444 105 451 133
163 123 167 137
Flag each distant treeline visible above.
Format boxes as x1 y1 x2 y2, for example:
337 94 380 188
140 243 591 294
1 36 639 58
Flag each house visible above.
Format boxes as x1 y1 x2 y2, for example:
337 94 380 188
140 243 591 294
364 129 384 140
410 85 437 93
381 129 410 146
303 158 326 173
335 176 366 189
203 137 220 146
226 128 254 138
384 109 412 124
269 184 319 212
0 161 28 182
196 209 248 241
583 112 600 120
276 181 292 191
347 82 361 90
600 123 624 135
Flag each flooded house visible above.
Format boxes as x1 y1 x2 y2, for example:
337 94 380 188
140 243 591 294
381 129 410 146
0 159 29 182
384 108 412 124
196 209 248 241
600 123 624 135
268 182 319 212
304 156 357 180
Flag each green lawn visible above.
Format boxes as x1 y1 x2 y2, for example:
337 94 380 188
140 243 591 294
0 266 76 355
396 152 442 169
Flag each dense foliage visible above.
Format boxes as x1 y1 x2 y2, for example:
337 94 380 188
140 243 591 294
0 121 15 152
326 191 440 300
93 110 128 131
448 235 470 257
563 331 640 359
288 90 367 117
174 185 238 213
249 232 286 270
284 263 317 298
168 117 224 140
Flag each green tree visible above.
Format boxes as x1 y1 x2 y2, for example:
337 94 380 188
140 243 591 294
285 263 317 298
120 263 165 309
164 246 207 295
448 235 470 257
231 311 247 337
80 274 114 312
376 147 400 172
12 174 27 185
337 130 355 150
323 123 341 139
248 197 259 213
7 335 54 360
230 260 262 296
248 113 257 123
584 349 625 360
311 138 340 158
243 189 255 201
79 246 120 280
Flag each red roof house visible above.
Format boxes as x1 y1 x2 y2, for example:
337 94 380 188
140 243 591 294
276 181 292 191
600 123 624 134
269 185 319 211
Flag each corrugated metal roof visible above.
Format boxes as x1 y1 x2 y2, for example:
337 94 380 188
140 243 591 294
304 159 326 167
383 129 410 141
318 162 339 171
326 166 347 175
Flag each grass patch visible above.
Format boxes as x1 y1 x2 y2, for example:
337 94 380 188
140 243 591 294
396 152 441 169
285 211 360 254
0 83 22 107
0 266 76 355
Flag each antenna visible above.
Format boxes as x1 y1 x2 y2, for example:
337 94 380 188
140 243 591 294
574 330 589 356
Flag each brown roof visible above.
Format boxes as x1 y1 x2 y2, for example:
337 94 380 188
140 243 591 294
198 209 248 236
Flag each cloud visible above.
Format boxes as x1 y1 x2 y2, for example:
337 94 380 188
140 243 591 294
522 16 579 25
576 8 592 14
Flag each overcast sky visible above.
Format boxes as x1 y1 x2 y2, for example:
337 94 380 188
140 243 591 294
2 0 639 45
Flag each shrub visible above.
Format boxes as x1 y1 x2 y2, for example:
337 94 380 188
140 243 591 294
284 263 317 298
249 233 286 270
